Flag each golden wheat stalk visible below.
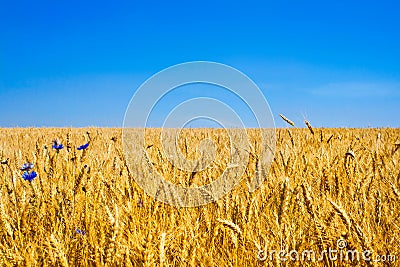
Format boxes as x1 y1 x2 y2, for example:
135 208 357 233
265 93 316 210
159 232 167 267
277 177 290 225
50 234 69 267
394 141 400 153
327 199 352 230
217 218 243 237
304 120 314 135
287 129 295 146
301 184 314 218
279 114 295 127
345 149 355 159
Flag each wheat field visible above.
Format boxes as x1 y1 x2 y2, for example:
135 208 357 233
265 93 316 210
0 127 399 266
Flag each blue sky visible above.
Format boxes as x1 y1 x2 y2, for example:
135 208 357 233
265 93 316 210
0 0 399 128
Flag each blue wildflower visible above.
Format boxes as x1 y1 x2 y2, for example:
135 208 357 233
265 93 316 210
20 163 34 171
52 140 64 151
77 143 89 150
22 171 37 181
76 229 86 235
52 144 64 150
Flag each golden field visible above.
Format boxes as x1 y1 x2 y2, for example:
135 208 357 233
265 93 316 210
0 127 399 266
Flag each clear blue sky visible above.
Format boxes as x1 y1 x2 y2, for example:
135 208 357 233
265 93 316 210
1 0 399 128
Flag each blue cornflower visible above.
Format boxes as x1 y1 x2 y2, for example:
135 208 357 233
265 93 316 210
20 163 34 171
76 229 86 235
52 143 64 150
52 140 64 151
77 143 89 150
22 171 37 181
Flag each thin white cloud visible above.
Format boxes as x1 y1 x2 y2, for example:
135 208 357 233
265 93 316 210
309 82 400 98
